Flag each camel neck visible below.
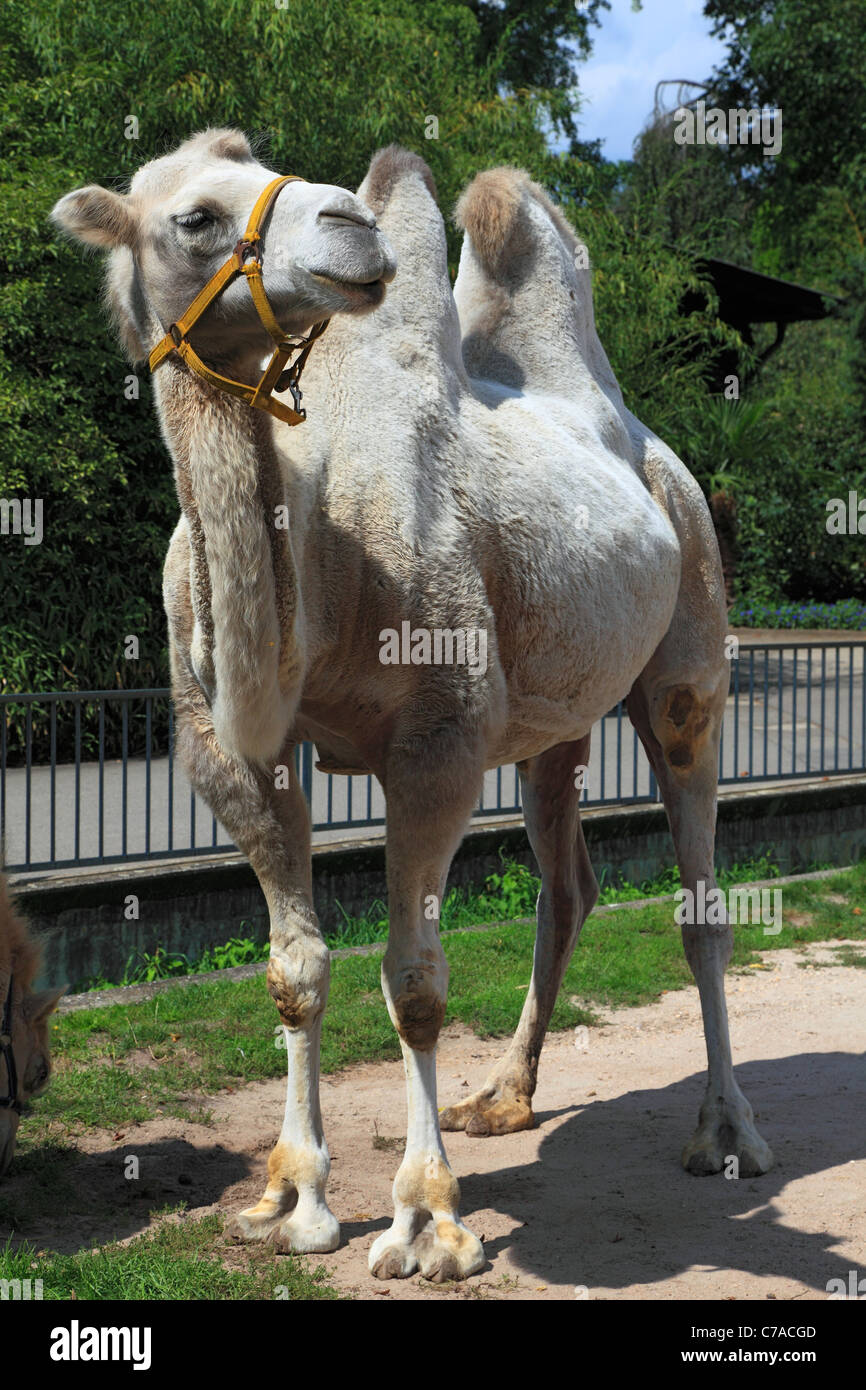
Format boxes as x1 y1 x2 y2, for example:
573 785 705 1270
155 362 302 764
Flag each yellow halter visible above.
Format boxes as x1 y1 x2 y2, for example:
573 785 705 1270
148 175 329 426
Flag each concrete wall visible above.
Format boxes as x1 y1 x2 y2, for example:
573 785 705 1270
12 776 866 990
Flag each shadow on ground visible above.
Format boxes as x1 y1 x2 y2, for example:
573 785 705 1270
0 1137 253 1253
453 1051 865 1294
1 1049 863 1297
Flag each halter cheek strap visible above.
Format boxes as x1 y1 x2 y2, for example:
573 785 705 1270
148 175 329 426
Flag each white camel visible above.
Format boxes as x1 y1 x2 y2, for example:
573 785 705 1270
52 130 772 1282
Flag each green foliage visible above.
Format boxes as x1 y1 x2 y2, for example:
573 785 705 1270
618 111 755 263
565 194 745 445
728 598 866 630
616 1 866 608
457 0 609 151
675 388 866 606
675 395 775 495
76 853 793 991
705 0 866 282
0 0 573 695
109 932 270 987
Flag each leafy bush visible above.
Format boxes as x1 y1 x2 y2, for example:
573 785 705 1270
4 0 864 711
0 0 564 698
728 598 866 630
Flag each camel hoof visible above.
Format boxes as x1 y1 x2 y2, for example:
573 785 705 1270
682 1107 774 1178
271 1210 341 1255
370 1244 418 1281
369 1217 484 1282
229 1197 340 1253
228 1201 288 1244
440 1085 534 1136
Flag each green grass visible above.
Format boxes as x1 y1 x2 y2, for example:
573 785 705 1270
4 855 863 1302
21 857 864 1143
77 852 793 991
0 1217 341 1300
796 942 866 970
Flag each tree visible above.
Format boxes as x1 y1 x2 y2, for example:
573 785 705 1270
704 0 866 284
0 0 764 713
0 0 562 695
458 0 610 150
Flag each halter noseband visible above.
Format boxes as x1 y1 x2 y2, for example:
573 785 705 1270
148 175 329 426
0 973 20 1115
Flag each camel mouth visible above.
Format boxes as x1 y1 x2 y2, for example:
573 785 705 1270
309 271 388 308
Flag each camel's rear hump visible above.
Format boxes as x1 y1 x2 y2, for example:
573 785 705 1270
454 166 627 420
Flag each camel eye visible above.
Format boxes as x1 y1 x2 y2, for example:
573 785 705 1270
175 209 214 231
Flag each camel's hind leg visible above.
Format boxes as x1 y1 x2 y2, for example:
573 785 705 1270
627 655 773 1177
440 736 598 1136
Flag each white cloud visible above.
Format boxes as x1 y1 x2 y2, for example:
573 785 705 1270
574 0 728 161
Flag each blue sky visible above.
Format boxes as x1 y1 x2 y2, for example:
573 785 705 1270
574 0 728 161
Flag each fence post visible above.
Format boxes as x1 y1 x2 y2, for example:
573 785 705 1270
300 741 314 806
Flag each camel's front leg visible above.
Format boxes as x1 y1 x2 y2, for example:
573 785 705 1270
369 1036 483 1282
230 875 338 1253
369 739 486 1282
172 690 338 1252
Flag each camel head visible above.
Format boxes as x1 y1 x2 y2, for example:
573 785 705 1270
0 876 64 1178
51 128 397 369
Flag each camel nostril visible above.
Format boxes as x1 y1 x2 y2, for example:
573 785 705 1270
318 206 376 231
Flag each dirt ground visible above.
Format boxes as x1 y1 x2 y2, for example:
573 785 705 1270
11 941 866 1300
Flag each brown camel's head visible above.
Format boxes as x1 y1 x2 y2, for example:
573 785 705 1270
0 875 65 1178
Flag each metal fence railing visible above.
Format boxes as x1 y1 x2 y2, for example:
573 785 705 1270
1 640 864 874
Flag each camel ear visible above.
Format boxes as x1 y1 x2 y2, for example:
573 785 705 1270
24 984 67 1025
51 185 137 250
208 129 255 163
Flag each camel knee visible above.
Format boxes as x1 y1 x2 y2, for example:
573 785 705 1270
383 948 448 1051
653 682 721 775
268 932 330 1029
